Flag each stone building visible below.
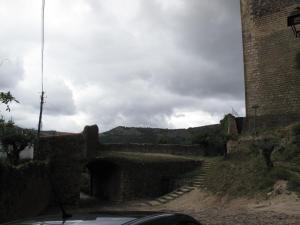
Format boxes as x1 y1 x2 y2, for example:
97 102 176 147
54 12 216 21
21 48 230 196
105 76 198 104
241 0 300 128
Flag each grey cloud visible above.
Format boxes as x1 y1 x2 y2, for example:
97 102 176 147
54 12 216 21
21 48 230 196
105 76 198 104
0 57 24 89
44 79 76 116
134 0 244 99
0 0 245 132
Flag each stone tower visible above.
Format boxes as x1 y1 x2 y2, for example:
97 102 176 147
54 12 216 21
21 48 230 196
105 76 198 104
241 0 300 127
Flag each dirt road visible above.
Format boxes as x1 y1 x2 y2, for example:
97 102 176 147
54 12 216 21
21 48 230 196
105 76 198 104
154 188 300 225
82 187 300 225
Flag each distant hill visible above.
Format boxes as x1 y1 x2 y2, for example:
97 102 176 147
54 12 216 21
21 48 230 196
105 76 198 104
99 124 221 145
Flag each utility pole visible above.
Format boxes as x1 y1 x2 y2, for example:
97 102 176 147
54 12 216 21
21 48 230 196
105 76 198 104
37 91 45 138
37 0 46 145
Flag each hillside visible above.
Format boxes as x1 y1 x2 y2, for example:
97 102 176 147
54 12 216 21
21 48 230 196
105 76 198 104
99 125 221 145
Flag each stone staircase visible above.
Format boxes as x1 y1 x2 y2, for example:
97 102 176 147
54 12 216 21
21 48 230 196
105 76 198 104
144 160 217 206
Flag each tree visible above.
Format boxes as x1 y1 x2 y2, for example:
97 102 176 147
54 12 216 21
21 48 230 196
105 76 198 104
1 122 34 165
0 91 19 112
0 92 34 165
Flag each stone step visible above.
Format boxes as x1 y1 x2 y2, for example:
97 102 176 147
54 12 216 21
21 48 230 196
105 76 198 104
193 179 205 181
194 178 205 181
184 187 194 191
193 181 202 185
148 201 161 206
179 188 190 193
169 193 179 198
157 198 168 204
162 195 174 201
179 187 192 192
194 179 204 182
142 160 217 206
174 189 184 194
193 181 205 184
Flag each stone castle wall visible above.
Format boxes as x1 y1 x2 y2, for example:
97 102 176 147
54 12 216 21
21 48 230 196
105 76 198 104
241 0 300 124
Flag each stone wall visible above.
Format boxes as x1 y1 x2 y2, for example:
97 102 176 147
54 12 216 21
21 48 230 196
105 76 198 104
120 160 200 201
100 143 205 156
87 158 201 202
241 0 300 123
82 125 100 159
0 161 51 223
34 134 85 206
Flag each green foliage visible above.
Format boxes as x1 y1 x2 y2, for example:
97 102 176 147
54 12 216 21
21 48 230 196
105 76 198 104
252 136 280 168
191 131 225 156
273 142 299 162
0 91 19 112
0 91 35 165
0 119 35 165
206 123 300 197
220 114 230 134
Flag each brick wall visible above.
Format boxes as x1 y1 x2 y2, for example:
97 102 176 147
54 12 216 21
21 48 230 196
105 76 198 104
241 0 300 123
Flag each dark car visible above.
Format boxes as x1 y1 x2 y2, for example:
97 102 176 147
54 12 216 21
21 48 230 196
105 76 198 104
1 211 203 225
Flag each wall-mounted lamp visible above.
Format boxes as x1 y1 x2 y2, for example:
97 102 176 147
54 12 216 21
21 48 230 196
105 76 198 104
288 8 300 37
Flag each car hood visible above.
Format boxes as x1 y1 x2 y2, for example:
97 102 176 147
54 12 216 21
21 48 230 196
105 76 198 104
2 211 167 225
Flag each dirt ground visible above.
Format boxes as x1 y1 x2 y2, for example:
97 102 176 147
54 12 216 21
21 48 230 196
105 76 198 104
80 181 300 225
154 188 300 225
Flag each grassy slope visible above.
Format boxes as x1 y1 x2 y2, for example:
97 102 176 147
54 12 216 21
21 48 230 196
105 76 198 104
98 151 197 163
206 123 300 197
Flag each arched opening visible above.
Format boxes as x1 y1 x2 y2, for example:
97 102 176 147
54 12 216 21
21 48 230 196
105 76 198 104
87 160 122 202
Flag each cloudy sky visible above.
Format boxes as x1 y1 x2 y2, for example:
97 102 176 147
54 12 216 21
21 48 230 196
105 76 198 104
0 0 244 132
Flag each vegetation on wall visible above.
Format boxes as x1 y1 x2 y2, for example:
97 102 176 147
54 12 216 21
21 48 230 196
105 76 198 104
206 152 275 196
206 123 300 196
